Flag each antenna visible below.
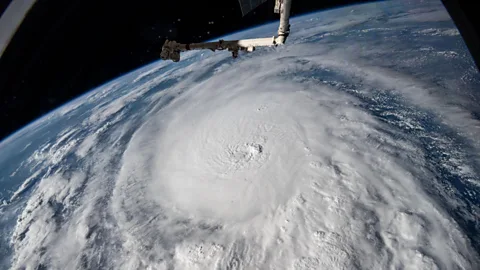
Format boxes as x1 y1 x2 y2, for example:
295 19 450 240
160 0 292 62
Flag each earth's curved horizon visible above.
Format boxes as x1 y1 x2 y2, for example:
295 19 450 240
1 0 480 269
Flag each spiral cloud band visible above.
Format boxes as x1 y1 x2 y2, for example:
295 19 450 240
112 54 477 269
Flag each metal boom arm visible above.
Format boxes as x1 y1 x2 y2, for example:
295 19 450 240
160 0 292 62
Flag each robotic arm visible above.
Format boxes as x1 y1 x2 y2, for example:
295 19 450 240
160 0 292 62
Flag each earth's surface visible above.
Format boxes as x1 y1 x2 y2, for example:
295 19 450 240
1 0 480 269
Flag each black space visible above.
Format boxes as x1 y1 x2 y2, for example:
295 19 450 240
0 0 479 142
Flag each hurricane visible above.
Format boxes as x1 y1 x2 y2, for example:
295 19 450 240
1 0 479 269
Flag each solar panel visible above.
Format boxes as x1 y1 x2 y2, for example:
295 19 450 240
238 0 268 16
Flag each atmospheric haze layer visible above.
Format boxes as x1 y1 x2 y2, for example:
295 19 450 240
0 0 479 269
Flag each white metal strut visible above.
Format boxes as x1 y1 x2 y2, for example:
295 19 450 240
160 0 292 62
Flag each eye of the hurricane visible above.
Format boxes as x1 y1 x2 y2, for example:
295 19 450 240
231 143 263 161
220 143 265 173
